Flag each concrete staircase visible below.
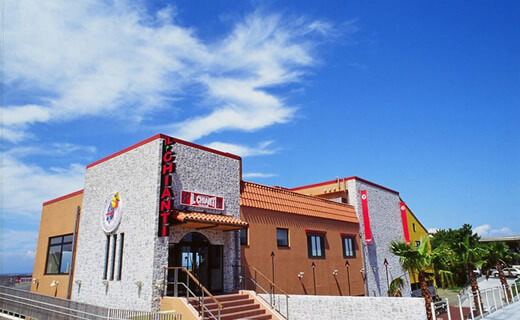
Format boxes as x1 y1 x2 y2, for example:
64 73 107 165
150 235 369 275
189 293 273 320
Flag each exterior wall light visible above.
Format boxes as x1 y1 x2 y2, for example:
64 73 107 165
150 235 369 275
298 272 304 279
50 280 59 287
332 270 339 276
102 280 109 288
75 280 82 286
32 278 39 284
135 280 144 289
153 280 164 289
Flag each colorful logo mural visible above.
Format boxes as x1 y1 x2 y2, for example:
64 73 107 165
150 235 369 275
101 192 122 233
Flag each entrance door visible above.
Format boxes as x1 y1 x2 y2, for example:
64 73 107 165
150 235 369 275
168 232 223 295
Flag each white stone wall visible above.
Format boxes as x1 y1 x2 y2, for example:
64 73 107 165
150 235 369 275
266 294 427 320
72 139 163 311
347 179 411 297
71 137 241 311
168 142 241 294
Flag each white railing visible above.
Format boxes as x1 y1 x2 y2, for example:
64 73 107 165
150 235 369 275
430 281 519 320
0 286 181 320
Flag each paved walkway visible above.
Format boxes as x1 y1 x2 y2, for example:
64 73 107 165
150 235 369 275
482 300 520 320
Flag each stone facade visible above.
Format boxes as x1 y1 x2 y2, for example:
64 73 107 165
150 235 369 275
347 179 412 297
72 138 163 311
71 135 241 311
265 294 427 320
168 141 241 294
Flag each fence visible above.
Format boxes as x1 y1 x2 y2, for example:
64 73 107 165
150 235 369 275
0 286 181 320
431 281 520 320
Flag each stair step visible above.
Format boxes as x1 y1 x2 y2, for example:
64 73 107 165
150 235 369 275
204 308 266 320
215 303 260 315
246 314 273 320
192 298 255 309
190 293 273 320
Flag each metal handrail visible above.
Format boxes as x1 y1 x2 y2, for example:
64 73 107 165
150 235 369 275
0 286 181 320
245 265 290 296
163 267 222 320
237 264 290 319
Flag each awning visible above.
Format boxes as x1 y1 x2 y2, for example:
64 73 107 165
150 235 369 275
171 210 248 231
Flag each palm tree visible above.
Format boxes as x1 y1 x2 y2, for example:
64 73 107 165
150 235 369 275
452 235 487 316
483 241 520 301
389 277 405 297
390 237 443 320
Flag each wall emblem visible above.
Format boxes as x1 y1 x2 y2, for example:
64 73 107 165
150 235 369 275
101 192 122 233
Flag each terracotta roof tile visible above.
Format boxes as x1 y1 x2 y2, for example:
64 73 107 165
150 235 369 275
240 181 359 223
175 211 248 227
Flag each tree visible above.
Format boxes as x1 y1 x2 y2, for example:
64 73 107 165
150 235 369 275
390 237 446 320
389 277 405 297
482 241 520 301
430 224 478 286
452 235 487 316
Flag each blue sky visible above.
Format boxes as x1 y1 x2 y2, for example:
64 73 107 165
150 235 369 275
1 0 519 274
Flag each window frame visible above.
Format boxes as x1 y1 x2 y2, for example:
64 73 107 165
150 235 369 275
44 234 74 275
240 228 248 246
306 233 326 258
276 228 289 247
341 235 356 258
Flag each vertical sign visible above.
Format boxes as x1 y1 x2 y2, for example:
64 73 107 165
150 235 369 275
400 202 410 244
360 190 373 244
159 137 176 237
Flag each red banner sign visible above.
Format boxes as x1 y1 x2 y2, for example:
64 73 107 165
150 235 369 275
360 190 372 244
159 137 176 237
181 191 224 210
400 202 411 244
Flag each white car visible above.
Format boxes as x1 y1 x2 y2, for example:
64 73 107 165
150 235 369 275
492 267 520 278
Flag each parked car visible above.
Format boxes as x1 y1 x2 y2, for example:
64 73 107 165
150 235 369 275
473 269 482 277
492 267 520 278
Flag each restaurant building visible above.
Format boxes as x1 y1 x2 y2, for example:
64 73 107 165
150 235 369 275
291 177 413 297
30 134 431 314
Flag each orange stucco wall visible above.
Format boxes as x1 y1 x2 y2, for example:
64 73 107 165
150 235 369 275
241 207 365 296
31 191 83 298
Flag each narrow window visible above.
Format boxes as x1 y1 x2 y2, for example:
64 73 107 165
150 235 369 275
240 229 248 246
342 236 356 258
103 235 110 280
45 234 73 274
276 228 289 247
110 234 117 280
412 223 416 232
307 234 325 258
117 233 124 280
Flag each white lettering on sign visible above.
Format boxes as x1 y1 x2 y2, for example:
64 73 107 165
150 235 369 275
181 191 224 210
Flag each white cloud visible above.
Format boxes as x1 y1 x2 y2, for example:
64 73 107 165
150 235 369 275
1 154 85 220
4 1 336 142
428 228 439 234
205 140 279 157
473 224 513 237
243 172 277 179
6 143 97 158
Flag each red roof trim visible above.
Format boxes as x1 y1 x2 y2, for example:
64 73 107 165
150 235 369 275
86 134 241 169
305 229 327 235
290 176 399 195
43 190 84 206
